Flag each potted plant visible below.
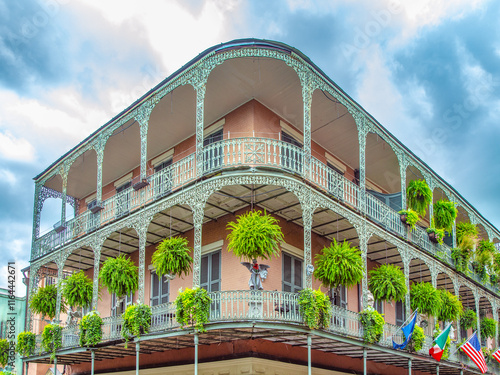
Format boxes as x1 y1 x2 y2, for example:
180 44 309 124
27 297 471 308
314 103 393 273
298 288 332 330
152 236 193 278
41 324 62 362
407 325 425 353
406 179 432 217
121 303 152 344
410 282 441 317
426 219 445 244
226 209 284 261
480 317 497 340
79 311 103 347
99 254 138 298
460 309 477 331
398 208 419 231
0 339 8 367
313 239 363 298
30 284 66 321
175 287 211 332
359 307 385 344
437 289 462 322
433 200 457 232
62 270 93 313
368 264 407 303
16 331 36 357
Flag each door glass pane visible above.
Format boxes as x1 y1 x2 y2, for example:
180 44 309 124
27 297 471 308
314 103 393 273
211 252 220 281
294 259 302 288
152 272 159 297
201 256 209 285
283 254 291 283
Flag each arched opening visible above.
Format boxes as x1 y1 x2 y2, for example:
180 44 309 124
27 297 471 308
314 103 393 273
408 257 432 335
459 285 476 341
478 296 495 347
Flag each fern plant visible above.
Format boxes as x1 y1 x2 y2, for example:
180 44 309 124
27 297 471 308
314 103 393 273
314 239 363 289
410 282 441 317
62 271 93 309
406 179 432 217
121 303 152 344
456 222 478 245
437 289 462 322
16 331 36 357
226 210 284 261
460 309 477 330
30 284 66 320
0 339 8 367
359 307 385 344
433 200 457 232
398 209 419 231
79 311 103 347
426 219 445 245
298 288 332 330
41 324 62 362
368 264 407 303
480 317 497 340
99 254 138 298
408 325 425 353
152 236 193 278
175 288 211 332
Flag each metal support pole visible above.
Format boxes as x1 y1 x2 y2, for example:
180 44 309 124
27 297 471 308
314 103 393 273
436 364 439 375
363 347 367 375
135 342 140 375
408 358 411 375
91 350 95 375
194 333 199 375
25 361 29 375
54 356 57 374
307 335 312 375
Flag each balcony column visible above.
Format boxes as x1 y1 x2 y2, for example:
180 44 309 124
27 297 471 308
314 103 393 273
426 177 434 223
60 166 68 228
355 116 367 213
94 133 111 204
301 74 313 180
358 226 369 308
454 282 461 343
474 289 481 343
27 264 41 331
32 182 42 244
302 203 315 289
194 81 207 179
133 213 153 303
55 256 66 323
398 154 407 210
91 235 105 310
192 201 206 287
401 247 411 319
135 101 157 182
493 302 498 347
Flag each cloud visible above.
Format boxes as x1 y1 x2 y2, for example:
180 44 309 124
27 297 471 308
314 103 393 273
0 130 35 162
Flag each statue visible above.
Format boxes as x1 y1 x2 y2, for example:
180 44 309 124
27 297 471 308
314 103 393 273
241 259 270 290
365 290 375 309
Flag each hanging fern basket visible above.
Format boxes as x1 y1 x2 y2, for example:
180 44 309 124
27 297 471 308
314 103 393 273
410 282 441 317
99 254 138 298
152 236 193 278
30 284 66 320
62 270 93 309
226 209 284 261
437 289 462 322
433 200 457 232
406 179 432 217
368 264 407 303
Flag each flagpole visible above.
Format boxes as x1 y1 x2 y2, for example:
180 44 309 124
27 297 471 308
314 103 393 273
392 308 418 338
449 330 476 358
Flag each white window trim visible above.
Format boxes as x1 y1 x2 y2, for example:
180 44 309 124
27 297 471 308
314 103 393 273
202 240 224 255
204 118 225 137
280 120 303 143
85 193 97 204
325 153 347 174
280 242 303 259
114 172 133 188
151 148 175 167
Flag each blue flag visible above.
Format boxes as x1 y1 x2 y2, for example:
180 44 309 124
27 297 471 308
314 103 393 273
392 311 417 350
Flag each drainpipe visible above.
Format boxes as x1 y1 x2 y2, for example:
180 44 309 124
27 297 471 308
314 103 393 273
194 333 199 375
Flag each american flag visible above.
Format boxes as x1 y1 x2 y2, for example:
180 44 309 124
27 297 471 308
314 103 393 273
460 332 488 374
493 348 500 363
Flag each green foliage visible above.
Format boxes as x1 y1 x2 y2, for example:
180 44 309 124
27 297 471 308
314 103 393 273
482 347 494 364
16 331 36 357
79 311 103 347
62 271 93 309
492 252 500 275
41 324 62 362
407 325 425 353
175 288 211 332
30 284 66 320
406 179 432 217
410 282 441 317
432 200 457 232
153 236 193 278
480 317 497 340
359 307 385 344
398 209 419 231
477 240 496 254
121 303 152 343
473 242 494 283
451 247 472 274
437 289 463 322
368 264 407 303
433 323 451 360
226 209 284 261
99 254 138 297
313 239 363 289
426 226 445 245
460 309 477 330
298 288 332 330
0 339 8 367
456 222 478 245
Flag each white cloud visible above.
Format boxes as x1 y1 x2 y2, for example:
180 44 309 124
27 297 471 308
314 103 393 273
0 168 17 186
0 130 35 162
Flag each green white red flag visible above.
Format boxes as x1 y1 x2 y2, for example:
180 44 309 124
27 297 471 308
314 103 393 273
429 324 451 361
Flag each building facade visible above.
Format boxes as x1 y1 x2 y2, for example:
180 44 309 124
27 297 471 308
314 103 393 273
1 287 26 374
24 39 500 374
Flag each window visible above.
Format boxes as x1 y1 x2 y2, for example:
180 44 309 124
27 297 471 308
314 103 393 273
330 285 347 309
282 253 302 293
111 292 133 316
203 128 224 174
154 158 173 198
395 300 405 326
200 251 221 293
281 131 302 172
115 181 131 218
150 271 170 306
374 299 384 315
45 276 56 286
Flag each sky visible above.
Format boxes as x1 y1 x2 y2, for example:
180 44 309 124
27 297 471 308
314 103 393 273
1 0 500 294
